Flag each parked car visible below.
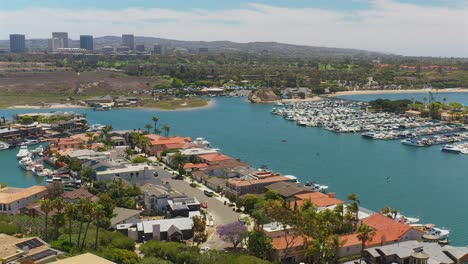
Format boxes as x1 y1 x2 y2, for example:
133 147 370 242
238 218 246 225
204 190 214 197
190 182 197 188
173 175 184 180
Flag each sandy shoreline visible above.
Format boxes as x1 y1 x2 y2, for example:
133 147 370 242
328 88 468 97
7 100 214 111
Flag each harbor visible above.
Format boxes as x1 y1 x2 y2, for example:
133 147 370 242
0 95 467 245
271 99 468 150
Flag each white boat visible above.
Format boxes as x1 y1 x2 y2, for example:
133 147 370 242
16 146 31 159
441 144 461 154
87 124 105 132
31 145 44 155
32 164 53 177
275 101 284 106
18 156 34 171
401 139 426 147
0 141 10 150
23 139 40 146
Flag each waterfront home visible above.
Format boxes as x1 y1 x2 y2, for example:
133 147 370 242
264 181 313 199
0 186 48 214
114 96 139 107
363 240 468 264
67 149 111 162
51 253 115 264
145 134 193 155
190 160 251 179
292 192 344 210
197 153 234 163
183 162 209 172
110 207 142 229
224 173 292 199
337 214 424 258
95 164 156 183
0 234 64 263
117 217 194 242
0 124 43 142
180 147 219 157
85 95 114 106
405 110 422 117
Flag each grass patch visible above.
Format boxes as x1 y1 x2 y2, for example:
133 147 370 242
140 98 210 110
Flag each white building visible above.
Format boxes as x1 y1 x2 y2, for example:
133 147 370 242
48 37 64 52
96 164 156 183
0 186 48 214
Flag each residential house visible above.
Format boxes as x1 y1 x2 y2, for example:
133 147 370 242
0 186 48 214
0 234 64 264
61 188 98 204
110 207 142 228
405 110 421 117
224 172 292 199
117 217 194 242
67 149 111 162
363 240 468 264
264 181 312 199
145 134 193 155
51 253 115 264
96 164 157 183
166 196 200 218
140 183 174 213
262 222 308 263
292 192 344 210
85 95 114 106
337 214 424 258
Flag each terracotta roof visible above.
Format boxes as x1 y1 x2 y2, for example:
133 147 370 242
293 192 344 208
272 235 307 250
203 160 249 170
198 153 233 162
340 214 417 248
147 135 192 146
0 186 48 204
228 176 290 187
183 163 209 169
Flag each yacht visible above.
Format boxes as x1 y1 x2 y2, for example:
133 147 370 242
31 145 44 155
87 124 106 132
274 101 284 106
19 156 35 171
401 139 426 147
23 139 40 146
16 146 31 159
0 141 10 150
441 144 461 154
32 164 53 177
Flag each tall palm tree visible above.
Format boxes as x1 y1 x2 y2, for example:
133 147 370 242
76 198 91 248
144 123 153 134
52 197 65 240
172 152 187 169
152 115 159 130
93 204 106 249
162 124 170 137
423 96 427 107
64 203 76 245
40 199 53 241
80 202 93 250
357 224 376 263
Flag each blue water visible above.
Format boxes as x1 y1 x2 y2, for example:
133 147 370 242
1 94 467 245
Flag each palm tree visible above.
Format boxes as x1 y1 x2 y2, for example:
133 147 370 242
80 202 93 251
162 124 170 137
172 152 187 169
357 224 376 263
423 96 427 107
52 197 65 240
152 115 159 130
102 125 113 141
76 198 91 248
144 123 153 134
347 193 360 205
40 199 53 241
93 204 106 249
64 203 76 245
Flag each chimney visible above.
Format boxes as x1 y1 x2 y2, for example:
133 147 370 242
328 192 336 198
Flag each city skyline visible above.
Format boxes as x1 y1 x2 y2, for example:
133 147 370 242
0 0 467 57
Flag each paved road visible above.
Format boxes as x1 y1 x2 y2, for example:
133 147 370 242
146 165 241 250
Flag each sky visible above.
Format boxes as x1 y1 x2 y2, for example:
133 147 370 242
1 0 467 57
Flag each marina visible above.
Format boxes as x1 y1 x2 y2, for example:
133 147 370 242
271 100 468 150
0 95 467 245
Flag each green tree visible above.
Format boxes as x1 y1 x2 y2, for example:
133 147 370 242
162 124 170 136
52 197 65 240
152 115 160 131
192 216 207 245
247 230 273 260
357 224 376 263
171 152 187 169
93 203 106 249
40 199 53 241
144 123 153 134
76 198 92 248
64 203 76 245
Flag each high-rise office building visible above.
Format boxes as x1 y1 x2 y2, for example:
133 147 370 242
153 43 166 55
52 32 69 48
80 35 94 50
122 34 135 50
135 44 145 52
48 38 64 52
9 34 26 53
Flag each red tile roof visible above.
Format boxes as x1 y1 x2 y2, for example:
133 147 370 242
146 135 192 146
272 235 307 250
183 163 209 169
293 192 344 208
198 153 233 162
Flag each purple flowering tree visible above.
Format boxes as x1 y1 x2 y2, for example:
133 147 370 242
216 221 248 248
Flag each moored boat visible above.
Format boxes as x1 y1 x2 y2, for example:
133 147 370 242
16 145 31 159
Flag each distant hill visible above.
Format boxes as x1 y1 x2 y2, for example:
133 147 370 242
0 36 389 58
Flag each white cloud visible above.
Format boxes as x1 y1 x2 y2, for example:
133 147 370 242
0 0 467 57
